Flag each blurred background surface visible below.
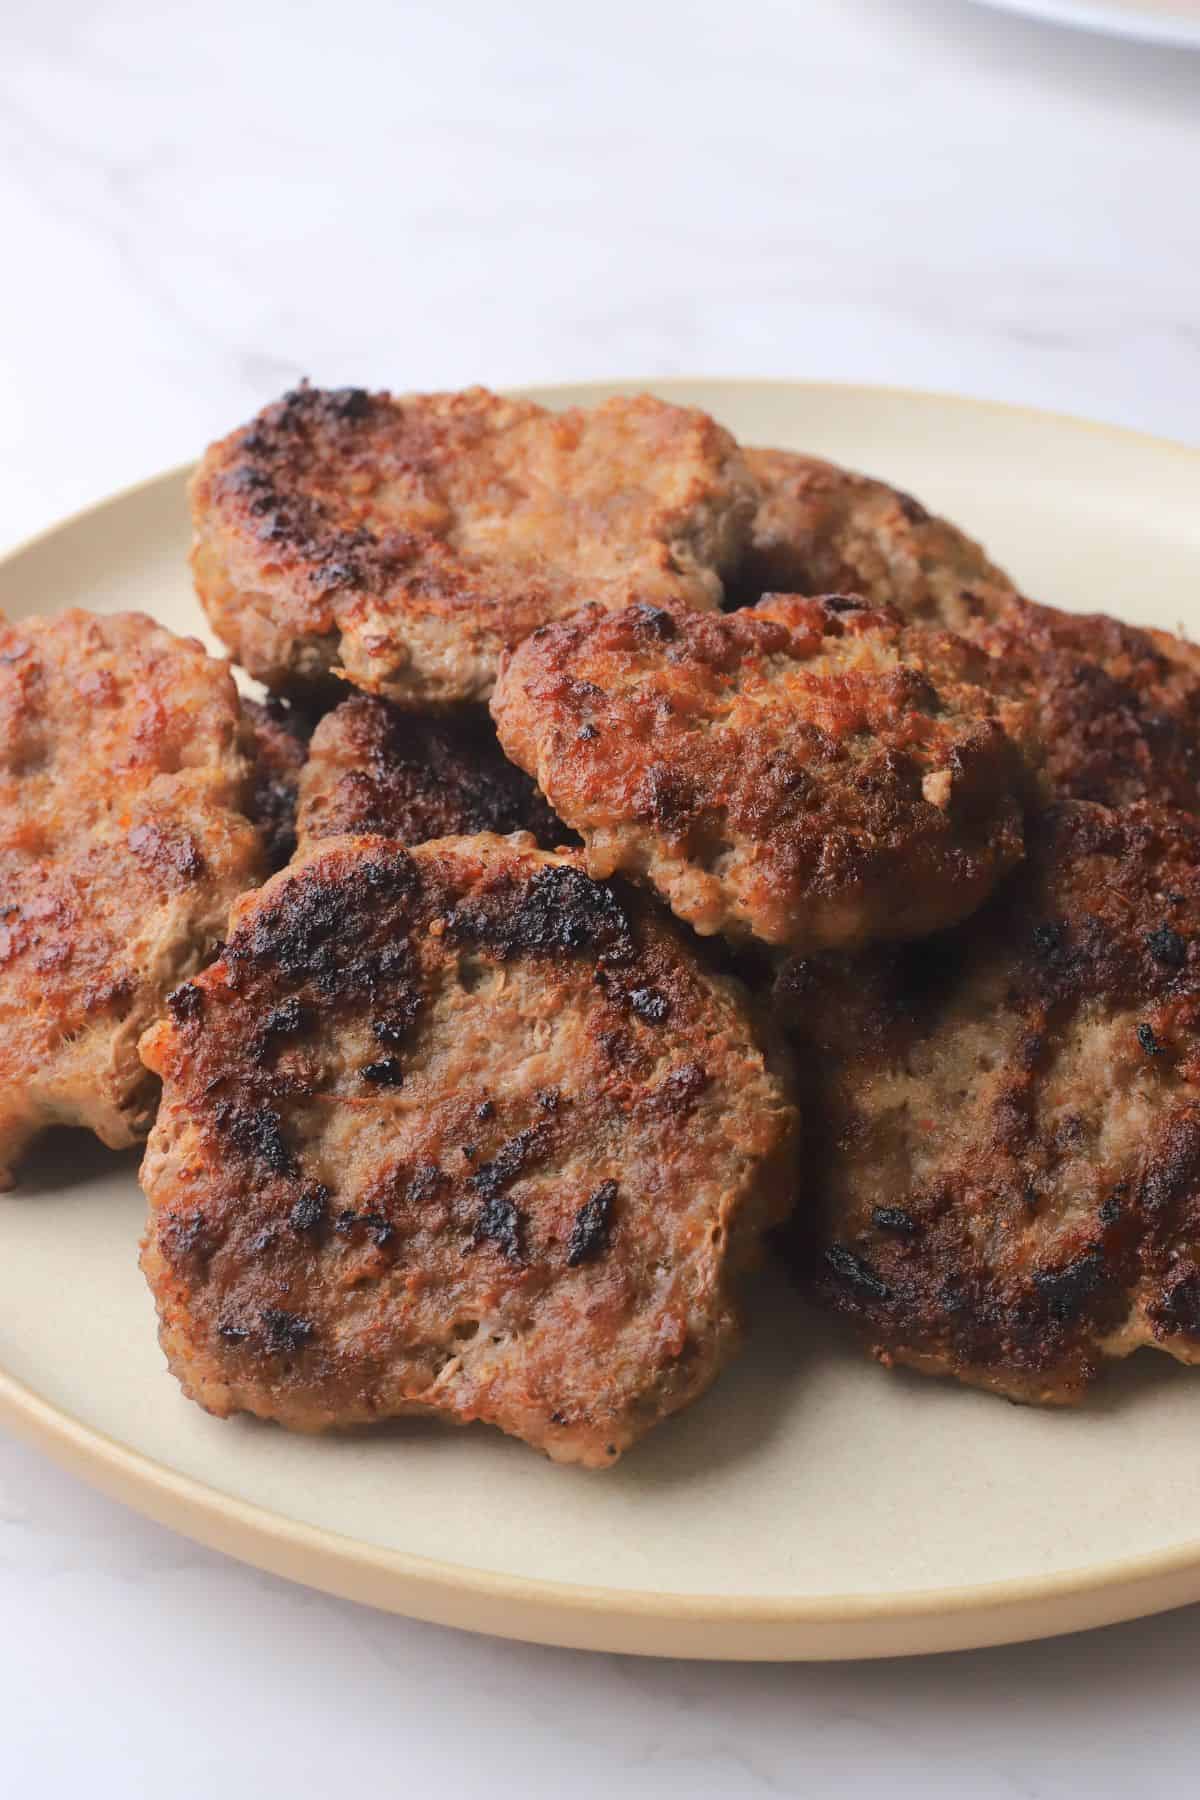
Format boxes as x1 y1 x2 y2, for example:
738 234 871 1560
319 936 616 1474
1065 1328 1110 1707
2 0 1197 547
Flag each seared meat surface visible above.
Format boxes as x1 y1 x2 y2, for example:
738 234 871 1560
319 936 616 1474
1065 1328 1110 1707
493 595 1030 951
243 697 312 869
0 610 262 1186
779 801 1200 1403
140 833 796 1465
975 597 1200 811
296 693 567 854
191 384 757 706
736 448 1018 631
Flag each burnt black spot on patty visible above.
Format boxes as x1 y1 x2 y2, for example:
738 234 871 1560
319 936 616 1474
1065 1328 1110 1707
468 1125 553 1203
1032 1248 1108 1322
362 1056 404 1086
289 1185 329 1235
159 1207 218 1271
262 1307 315 1352
212 1099 295 1176
1146 924 1187 968
872 1206 918 1235
309 699 569 849
371 995 421 1046
472 1196 524 1263
567 1180 617 1266
167 982 203 1024
444 864 634 964
825 1243 893 1302
1098 1191 1124 1227
628 603 678 641
227 849 421 1011
263 996 306 1037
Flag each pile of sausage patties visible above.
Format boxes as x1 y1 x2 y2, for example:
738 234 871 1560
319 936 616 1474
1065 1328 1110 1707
5 384 1200 1468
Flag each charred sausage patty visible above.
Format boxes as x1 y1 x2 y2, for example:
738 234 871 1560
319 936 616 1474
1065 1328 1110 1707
296 694 567 854
139 833 797 1465
779 801 1200 1403
191 384 757 706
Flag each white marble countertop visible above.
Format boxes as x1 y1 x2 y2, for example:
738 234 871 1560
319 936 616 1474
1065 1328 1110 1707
2 1 1199 1794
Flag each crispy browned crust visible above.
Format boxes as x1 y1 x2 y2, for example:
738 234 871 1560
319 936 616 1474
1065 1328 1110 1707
243 698 312 869
492 595 1030 952
741 451 1200 810
190 385 758 707
296 694 568 854
975 597 1200 810
736 448 1018 630
0 610 264 1186
138 834 797 1466
777 801 1200 1402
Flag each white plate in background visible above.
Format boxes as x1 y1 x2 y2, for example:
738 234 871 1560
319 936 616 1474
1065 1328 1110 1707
971 0 1200 47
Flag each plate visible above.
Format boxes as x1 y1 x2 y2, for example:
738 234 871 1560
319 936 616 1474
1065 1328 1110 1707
3 380 1200 1661
970 0 1200 48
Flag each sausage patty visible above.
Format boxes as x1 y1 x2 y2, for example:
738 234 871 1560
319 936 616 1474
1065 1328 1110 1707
191 384 758 707
975 597 1200 811
243 697 312 869
778 801 1200 1403
139 833 797 1466
492 595 1030 952
296 694 567 854
0 610 263 1186
741 449 1200 809
736 448 1018 631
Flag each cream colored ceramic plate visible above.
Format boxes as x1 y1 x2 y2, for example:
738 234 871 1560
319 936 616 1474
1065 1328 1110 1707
971 0 1200 47
3 381 1200 1661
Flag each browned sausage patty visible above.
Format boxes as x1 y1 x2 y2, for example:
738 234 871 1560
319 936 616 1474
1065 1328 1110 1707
296 694 567 854
139 833 797 1466
742 450 1200 809
778 801 1200 1403
191 384 758 707
975 597 1200 811
492 595 1030 952
736 448 1018 630
243 698 312 869
0 610 263 1187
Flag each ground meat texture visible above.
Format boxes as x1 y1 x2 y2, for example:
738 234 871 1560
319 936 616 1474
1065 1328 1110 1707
243 696 314 868
0 609 263 1187
492 594 1031 953
734 448 1018 631
739 448 1200 810
972 597 1200 811
189 384 758 707
776 801 1200 1404
138 833 797 1467
295 693 568 853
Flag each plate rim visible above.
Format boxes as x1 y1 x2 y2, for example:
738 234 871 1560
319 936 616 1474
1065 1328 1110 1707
4 373 1199 571
8 1346 1200 1648
967 0 1200 48
5 377 1200 1659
